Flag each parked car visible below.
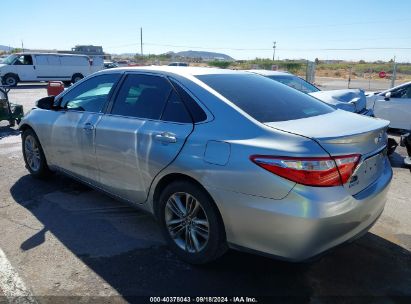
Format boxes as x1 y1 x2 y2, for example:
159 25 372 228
20 67 391 264
0 55 8 63
104 61 118 69
0 53 104 86
366 81 411 131
251 70 373 116
115 60 130 67
168 62 189 67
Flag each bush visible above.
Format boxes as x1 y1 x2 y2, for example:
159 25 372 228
208 61 232 69
278 62 303 74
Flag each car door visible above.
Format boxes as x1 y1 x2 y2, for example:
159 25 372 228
94 73 194 203
374 84 411 130
49 73 122 182
13 54 36 81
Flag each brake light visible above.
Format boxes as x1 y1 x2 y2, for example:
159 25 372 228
250 154 360 187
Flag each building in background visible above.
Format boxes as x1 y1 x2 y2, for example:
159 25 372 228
65 45 111 60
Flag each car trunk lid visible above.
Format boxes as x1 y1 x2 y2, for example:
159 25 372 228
309 89 367 113
265 110 390 194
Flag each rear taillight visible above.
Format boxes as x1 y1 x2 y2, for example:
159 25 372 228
250 154 360 187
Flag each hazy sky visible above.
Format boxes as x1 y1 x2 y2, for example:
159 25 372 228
1 0 411 62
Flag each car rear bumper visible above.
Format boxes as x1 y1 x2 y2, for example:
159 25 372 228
206 157 392 261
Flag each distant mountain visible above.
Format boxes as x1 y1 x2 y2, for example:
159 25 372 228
0 45 13 51
174 50 235 61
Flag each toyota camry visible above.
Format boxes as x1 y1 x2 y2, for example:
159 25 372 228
20 67 392 264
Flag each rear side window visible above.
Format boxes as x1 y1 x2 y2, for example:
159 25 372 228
60 56 88 66
111 74 172 119
35 55 49 65
267 75 320 94
161 91 192 123
169 79 207 122
196 74 333 122
47 55 60 65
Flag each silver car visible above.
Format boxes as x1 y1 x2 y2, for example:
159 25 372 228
20 67 392 264
250 70 373 116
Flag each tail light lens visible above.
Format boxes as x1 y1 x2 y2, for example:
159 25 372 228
250 154 360 187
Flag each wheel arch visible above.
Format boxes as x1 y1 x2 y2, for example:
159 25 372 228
19 123 34 133
71 73 84 83
152 173 226 238
4 72 20 80
19 124 48 159
2 73 20 85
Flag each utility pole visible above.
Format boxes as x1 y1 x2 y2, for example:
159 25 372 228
348 67 352 88
272 41 276 61
391 56 397 88
21 40 24 53
140 27 143 57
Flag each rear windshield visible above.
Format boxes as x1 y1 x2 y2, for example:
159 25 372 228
196 73 333 122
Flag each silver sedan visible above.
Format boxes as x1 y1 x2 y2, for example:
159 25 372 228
20 67 392 264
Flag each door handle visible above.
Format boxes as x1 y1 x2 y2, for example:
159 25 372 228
83 123 95 131
33 65 36 70
154 132 177 143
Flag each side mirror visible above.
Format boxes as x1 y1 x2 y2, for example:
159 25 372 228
384 92 391 101
36 96 55 110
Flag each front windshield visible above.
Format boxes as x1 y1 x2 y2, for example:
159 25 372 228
268 75 320 94
1 55 17 65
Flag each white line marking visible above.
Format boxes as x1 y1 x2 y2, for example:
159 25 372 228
0 247 37 304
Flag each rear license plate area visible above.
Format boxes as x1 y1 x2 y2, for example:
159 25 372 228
348 149 386 190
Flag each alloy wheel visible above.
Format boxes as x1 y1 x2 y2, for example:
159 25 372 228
165 192 210 253
24 135 41 172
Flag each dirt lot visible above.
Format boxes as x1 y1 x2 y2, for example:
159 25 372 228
0 85 410 303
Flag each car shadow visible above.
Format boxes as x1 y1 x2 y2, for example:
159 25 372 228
0 125 20 139
10 174 411 301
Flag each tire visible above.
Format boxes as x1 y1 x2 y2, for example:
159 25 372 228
387 138 398 156
22 129 52 178
158 181 227 264
2 74 18 87
71 73 84 84
63 81 72 87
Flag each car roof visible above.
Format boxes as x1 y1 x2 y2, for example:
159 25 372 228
247 69 291 76
15 52 90 58
101 66 251 77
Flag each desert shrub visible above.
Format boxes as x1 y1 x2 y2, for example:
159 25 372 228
208 61 232 69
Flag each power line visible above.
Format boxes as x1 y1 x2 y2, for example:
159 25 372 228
293 35 411 44
244 18 411 31
107 41 411 52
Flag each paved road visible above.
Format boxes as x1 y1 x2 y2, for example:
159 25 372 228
0 87 410 303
